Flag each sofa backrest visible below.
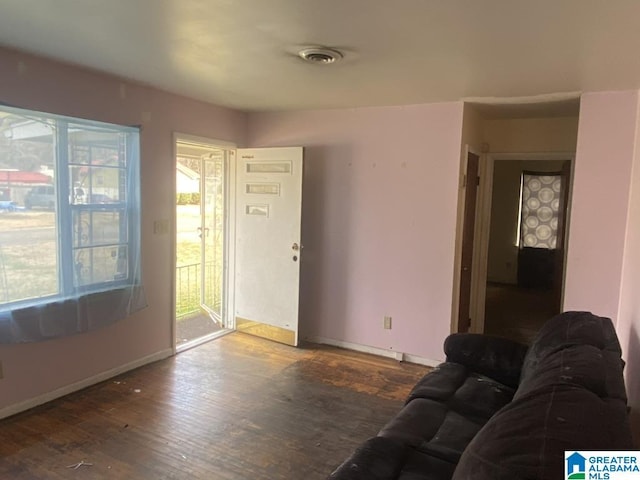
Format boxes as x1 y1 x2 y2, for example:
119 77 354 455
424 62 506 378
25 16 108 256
516 311 627 402
444 333 528 389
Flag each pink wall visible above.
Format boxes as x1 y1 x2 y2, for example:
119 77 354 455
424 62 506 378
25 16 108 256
564 90 640 443
5 44 640 425
248 104 464 361
0 47 247 410
618 93 640 445
563 91 638 319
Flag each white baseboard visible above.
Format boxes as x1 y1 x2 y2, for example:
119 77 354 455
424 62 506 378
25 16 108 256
306 336 442 368
0 348 174 420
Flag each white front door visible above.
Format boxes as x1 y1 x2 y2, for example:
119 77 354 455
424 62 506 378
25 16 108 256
234 147 303 346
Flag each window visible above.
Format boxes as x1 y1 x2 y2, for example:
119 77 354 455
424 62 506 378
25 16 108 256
517 172 563 249
0 106 145 342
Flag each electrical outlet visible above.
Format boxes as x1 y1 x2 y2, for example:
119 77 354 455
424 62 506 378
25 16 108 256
383 316 392 329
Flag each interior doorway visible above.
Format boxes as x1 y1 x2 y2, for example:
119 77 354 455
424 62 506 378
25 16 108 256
480 156 572 344
175 138 230 350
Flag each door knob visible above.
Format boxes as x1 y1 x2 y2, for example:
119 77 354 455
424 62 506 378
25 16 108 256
292 243 302 251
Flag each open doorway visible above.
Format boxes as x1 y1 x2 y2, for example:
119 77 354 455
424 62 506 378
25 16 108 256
175 138 230 349
482 157 572 343
456 101 580 344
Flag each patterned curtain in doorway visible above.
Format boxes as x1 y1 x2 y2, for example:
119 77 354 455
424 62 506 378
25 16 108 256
520 172 563 249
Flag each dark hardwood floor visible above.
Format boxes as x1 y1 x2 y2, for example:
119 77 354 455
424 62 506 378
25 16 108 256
0 333 429 479
176 312 223 347
484 282 558 344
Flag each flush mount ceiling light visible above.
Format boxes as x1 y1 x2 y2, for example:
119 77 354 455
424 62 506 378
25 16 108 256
298 47 343 64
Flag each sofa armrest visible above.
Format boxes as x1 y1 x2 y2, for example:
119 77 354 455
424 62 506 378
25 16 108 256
444 334 528 389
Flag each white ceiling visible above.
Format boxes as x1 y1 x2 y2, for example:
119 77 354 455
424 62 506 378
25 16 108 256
0 0 639 113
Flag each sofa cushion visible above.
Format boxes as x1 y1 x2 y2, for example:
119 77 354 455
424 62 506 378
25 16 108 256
406 364 515 420
405 363 468 404
397 449 457 480
448 373 515 422
379 400 483 464
412 409 484 464
379 367 515 469
444 333 528 389
378 399 450 448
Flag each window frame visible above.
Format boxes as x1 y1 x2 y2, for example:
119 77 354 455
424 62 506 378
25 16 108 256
0 105 141 313
516 170 563 250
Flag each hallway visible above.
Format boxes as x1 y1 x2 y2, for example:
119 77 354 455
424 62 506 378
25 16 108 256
483 282 558 344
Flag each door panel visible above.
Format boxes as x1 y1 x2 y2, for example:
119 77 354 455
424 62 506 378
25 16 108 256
234 147 303 346
458 151 479 333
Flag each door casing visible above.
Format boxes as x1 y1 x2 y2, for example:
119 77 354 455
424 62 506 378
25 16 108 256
172 133 237 353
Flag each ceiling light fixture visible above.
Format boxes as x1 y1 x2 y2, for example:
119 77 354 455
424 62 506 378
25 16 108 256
298 47 343 64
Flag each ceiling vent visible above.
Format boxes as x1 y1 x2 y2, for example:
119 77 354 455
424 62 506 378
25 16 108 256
298 47 343 64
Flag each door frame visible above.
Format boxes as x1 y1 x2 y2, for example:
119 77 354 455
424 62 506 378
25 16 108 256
468 151 575 334
457 149 481 333
171 133 237 353
451 145 482 334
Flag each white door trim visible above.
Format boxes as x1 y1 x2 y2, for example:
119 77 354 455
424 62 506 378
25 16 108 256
173 133 237 149
226 150 237 331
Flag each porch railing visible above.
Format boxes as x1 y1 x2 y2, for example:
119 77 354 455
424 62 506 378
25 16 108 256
176 262 201 319
175 261 220 319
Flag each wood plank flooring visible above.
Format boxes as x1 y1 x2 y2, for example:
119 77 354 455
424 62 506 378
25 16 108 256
0 333 430 479
484 282 557 344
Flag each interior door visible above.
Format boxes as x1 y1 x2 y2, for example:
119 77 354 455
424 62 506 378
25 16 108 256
457 151 479 333
234 146 303 346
